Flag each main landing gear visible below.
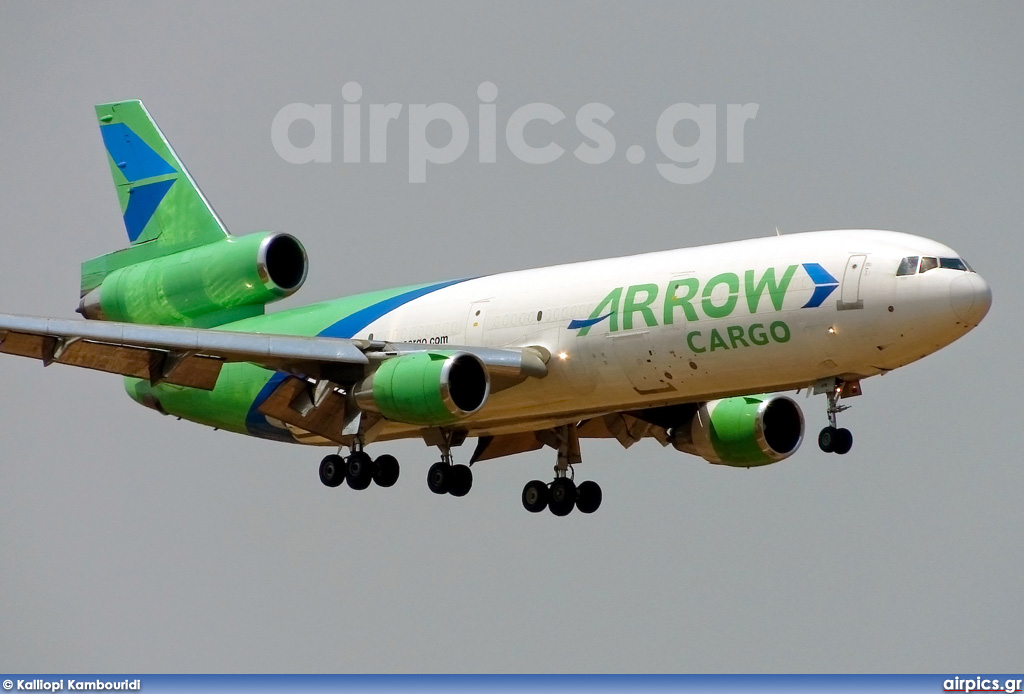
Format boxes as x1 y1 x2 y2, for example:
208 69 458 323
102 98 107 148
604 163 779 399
521 423 603 516
522 477 602 516
318 444 400 490
425 429 474 497
818 380 854 455
315 424 606 515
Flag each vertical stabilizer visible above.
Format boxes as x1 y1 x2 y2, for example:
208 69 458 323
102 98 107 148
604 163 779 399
95 100 228 247
83 100 233 297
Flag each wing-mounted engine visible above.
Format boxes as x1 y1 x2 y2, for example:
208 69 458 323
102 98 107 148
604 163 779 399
670 394 804 467
79 232 308 327
352 351 490 426
252 345 546 444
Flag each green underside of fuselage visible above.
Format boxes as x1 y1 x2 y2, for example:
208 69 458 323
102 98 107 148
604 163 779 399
125 280 456 439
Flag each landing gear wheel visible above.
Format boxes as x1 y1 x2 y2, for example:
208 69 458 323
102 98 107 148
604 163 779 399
818 426 837 453
346 451 373 490
820 379 856 456
319 454 345 488
372 454 400 487
819 426 853 454
427 462 449 495
576 480 602 514
522 480 549 513
447 464 473 497
833 428 854 455
549 478 577 517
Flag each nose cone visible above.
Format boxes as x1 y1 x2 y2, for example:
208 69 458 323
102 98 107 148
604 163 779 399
949 273 992 326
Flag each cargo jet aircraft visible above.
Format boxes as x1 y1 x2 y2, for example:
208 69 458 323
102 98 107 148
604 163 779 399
0 101 993 516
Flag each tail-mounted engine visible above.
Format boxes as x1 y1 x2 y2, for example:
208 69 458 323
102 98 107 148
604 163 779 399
79 232 307 327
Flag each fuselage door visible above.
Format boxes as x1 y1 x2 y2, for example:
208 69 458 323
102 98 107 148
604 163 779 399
465 301 489 344
838 254 867 310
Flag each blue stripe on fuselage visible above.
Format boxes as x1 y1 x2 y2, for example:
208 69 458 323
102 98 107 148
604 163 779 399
244 277 472 442
568 312 613 330
318 278 469 339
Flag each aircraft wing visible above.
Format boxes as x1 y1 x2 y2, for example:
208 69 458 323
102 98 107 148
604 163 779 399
0 313 548 390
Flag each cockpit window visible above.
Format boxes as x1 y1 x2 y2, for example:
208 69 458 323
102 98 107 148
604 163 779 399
897 255 973 276
896 256 919 276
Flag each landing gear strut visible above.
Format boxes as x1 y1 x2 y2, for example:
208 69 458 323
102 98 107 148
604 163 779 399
318 439 401 490
426 429 473 497
521 423 603 516
818 381 854 455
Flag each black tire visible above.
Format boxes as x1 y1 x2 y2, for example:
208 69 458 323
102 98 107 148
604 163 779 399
522 480 549 513
427 462 449 495
448 464 473 497
576 480 602 514
346 451 373 490
319 454 345 488
818 426 836 453
833 428 854 455
549 478 577 517
372 454 400 487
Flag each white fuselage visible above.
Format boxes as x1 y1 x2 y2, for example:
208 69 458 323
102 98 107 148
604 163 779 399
351 230 990 439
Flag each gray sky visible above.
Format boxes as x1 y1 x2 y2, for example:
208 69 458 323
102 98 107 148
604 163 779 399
1 1 1022 673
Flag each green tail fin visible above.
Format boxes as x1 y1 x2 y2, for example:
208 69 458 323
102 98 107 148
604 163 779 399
82 100 230 296
97 100 227 246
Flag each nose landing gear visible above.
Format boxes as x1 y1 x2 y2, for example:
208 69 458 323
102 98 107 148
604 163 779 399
818 380 855 455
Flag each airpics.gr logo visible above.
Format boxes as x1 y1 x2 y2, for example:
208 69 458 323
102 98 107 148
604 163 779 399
569 263 838 336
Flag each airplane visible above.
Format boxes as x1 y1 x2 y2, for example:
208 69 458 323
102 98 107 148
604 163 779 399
0 100 993 516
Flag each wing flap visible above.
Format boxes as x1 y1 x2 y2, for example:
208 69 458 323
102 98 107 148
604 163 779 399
0 331 56 361
577 412 670 449
257 375 350 445
0 328 225 389
150 352 224 389
0 314 370 365
0 312 369 384
471 431 545 463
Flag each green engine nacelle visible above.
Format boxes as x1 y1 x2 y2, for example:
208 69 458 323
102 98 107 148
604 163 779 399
353 351 490 426
79 232 307 327
671 394 804 467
